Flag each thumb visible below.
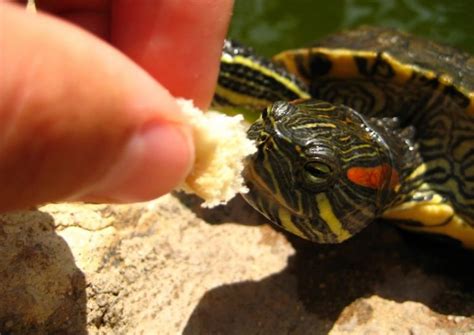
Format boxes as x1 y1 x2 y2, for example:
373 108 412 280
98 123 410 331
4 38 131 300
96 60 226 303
0 4 194 212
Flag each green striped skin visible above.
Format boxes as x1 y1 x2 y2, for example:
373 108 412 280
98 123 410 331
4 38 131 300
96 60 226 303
243 100 419 243
212 40 310 122
213 27 474 248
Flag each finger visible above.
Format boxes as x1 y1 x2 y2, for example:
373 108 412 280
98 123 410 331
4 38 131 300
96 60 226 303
23 0 111 39
29 0 108 12
0 3 194 212
111 0 234 109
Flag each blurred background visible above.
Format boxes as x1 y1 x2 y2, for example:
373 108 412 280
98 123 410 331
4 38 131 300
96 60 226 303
228 0 474 56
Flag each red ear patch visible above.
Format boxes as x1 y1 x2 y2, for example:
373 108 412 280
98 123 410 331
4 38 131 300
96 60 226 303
347 164 399 190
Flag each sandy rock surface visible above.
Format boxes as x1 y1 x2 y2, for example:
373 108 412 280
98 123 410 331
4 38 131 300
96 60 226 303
0 194 473 334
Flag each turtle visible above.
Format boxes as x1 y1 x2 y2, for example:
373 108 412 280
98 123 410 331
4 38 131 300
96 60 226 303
212 26 474 249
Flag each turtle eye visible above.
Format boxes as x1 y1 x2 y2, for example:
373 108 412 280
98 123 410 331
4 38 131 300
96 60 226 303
305 161 332 178
302 161 333 187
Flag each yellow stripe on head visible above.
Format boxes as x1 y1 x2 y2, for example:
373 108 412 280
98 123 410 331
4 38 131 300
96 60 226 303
277 207 306 238
316 193 352 242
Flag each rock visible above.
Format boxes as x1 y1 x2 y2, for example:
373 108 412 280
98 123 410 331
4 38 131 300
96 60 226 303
0 194 473 334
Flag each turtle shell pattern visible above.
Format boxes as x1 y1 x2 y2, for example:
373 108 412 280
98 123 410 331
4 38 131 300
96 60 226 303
273 26 474 248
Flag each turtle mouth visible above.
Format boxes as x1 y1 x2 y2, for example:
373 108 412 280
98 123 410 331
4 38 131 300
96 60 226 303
247 117 265 143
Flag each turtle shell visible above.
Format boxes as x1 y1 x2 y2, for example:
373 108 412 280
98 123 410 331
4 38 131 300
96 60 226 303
273 26 474 248
273 26 474 122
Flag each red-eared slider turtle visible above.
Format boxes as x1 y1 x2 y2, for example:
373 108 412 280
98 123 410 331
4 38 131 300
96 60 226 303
213 26 474 249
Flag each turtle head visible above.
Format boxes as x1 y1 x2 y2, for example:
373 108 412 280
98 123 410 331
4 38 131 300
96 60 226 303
243 99 417 243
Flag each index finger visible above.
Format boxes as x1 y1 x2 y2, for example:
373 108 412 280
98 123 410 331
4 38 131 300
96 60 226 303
111 0 234 109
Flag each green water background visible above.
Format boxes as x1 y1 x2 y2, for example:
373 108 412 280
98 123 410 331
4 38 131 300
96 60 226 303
229 0 474 56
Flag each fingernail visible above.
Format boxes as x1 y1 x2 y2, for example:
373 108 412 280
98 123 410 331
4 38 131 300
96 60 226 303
89 122 194 202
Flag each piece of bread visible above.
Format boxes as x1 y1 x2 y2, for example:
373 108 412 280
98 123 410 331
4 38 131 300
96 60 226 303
177 99 256 207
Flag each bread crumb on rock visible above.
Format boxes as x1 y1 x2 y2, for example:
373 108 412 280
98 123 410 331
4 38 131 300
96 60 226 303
177 99 257 207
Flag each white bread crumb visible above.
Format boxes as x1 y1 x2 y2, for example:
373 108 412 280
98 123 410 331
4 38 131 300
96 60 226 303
177 99 257 207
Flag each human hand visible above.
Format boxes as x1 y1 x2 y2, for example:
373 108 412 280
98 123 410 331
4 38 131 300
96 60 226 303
0 0 233 212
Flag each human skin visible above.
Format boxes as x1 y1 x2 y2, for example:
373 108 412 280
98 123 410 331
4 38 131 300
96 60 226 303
0 0 233 212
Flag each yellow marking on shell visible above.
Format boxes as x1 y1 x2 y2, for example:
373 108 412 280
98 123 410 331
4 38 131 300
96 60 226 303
316 193 352 242
273 49 311 84
441 179 474 207
382 193 453 226
274 47 474 116
420 137 441 147
328 50 373 78
221 54 311 99
411 159 474 208
453 138 473 161
274 48 420 85
427 158 451 172
465 164 474 179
